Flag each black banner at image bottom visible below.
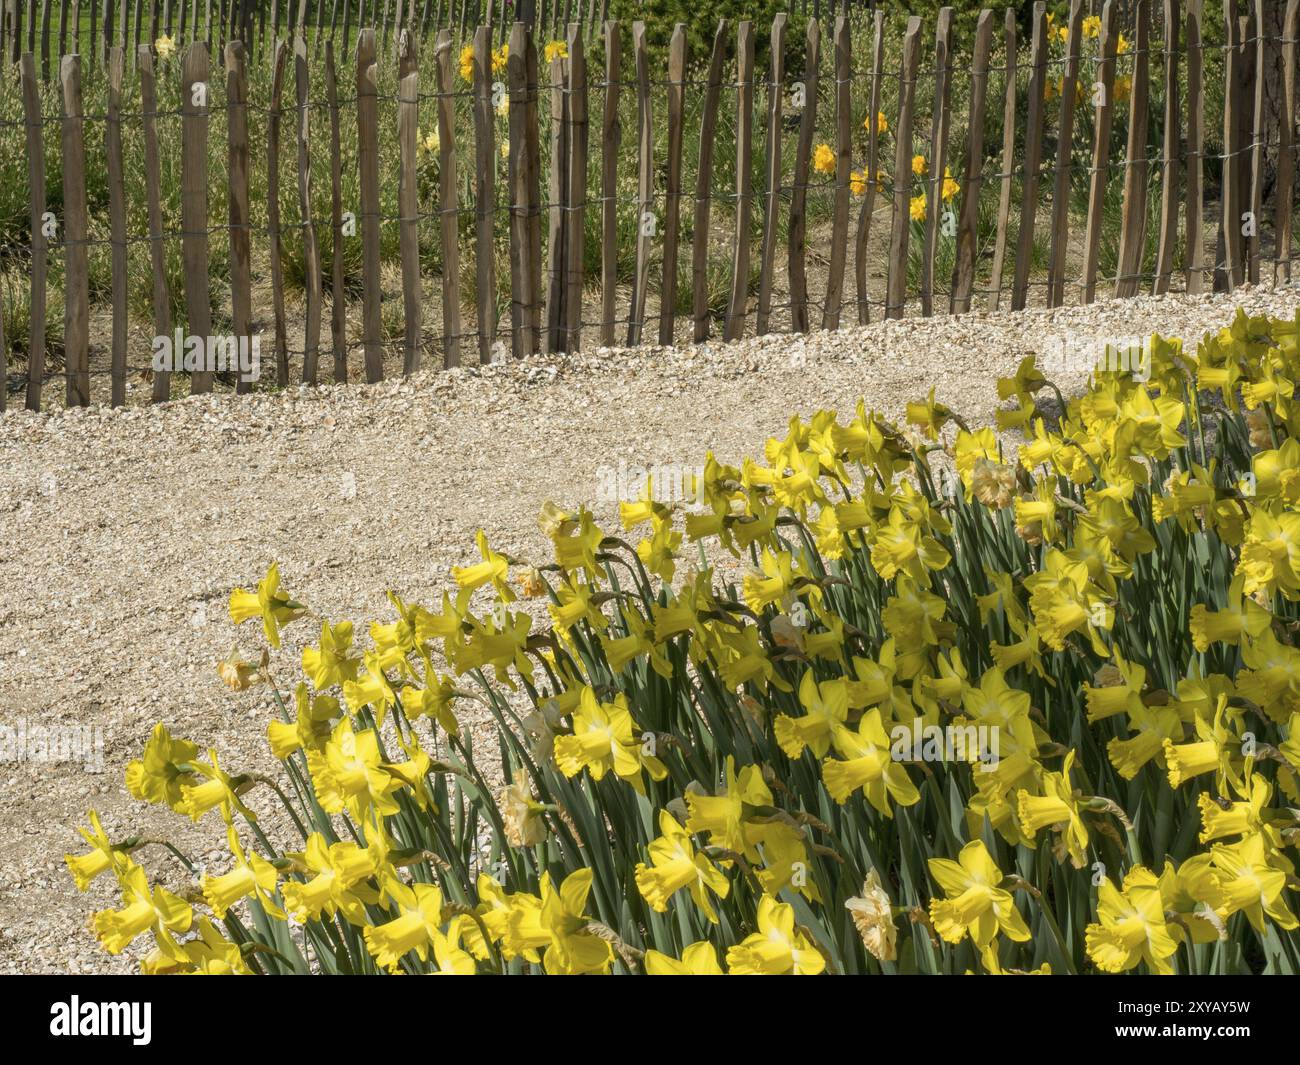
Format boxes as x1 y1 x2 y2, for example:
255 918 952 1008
1 971 1288 1049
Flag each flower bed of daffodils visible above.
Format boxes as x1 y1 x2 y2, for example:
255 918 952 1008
68 307 1300 974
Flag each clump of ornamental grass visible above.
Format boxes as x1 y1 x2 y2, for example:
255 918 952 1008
69 307 1300 974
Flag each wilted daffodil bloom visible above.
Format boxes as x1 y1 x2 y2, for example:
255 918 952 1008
845 868 898 962
499 781 548 847
216 645 263 691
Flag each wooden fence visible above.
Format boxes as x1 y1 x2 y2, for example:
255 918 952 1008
0 0 1297 411
0 0 882 69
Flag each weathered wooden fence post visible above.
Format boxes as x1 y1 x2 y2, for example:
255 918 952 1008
1011 1 1047 311
107 46 129 406
545 40 568 351
920 6 952 318
1277 0 1299 283
1153 0 1181 295
821 15 849 330
1046 0 1082 308
952 9 993 313
564 23 588 351
138 45 174 402
21 54 47 411
61 54 91 405
627 20 651 345
397 27 421 373
1081 0 1117 304
755 14 784 337
599 18 620 347
296 32 324 382
472 23 496 360
691 19 726 342
268 40 290 386
356 28 384 380
1114 0 1150 297
988 8 1017 311
659 22 686 344
854 10 883 324
725 20 754 342
886 16 921 318
325 39 348 381
226 40 254 392
434 30 462 366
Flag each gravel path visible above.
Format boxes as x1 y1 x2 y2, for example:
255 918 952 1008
1 287 1295 973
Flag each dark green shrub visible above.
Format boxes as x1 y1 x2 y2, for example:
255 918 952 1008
604 0 809 79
